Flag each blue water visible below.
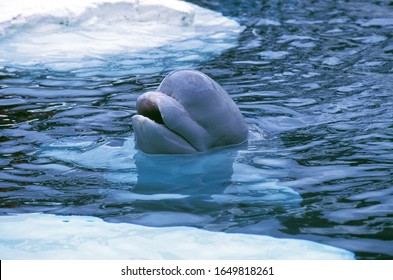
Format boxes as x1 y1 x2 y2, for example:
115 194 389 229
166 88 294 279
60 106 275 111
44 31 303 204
1 0 393 259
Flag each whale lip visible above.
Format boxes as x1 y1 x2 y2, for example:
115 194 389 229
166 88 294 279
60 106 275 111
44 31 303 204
132 114 198 154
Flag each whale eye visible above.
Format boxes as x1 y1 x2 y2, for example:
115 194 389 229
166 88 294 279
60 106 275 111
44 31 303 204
137 99 164 124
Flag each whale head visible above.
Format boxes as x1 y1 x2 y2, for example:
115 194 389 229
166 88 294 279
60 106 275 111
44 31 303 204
132 70 248 154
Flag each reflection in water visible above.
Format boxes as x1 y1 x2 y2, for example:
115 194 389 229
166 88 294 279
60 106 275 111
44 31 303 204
134 149 236 196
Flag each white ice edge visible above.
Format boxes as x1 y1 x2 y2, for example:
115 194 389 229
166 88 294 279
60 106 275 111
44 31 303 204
0 213 355 260
0 0 244 69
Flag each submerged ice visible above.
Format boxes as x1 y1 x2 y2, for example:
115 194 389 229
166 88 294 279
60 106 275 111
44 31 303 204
34 133 304 230
42 137 302 211
0 0 243 72
0 213 354 259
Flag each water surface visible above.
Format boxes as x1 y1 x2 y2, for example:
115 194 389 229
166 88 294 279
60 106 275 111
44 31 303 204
1 0 393 259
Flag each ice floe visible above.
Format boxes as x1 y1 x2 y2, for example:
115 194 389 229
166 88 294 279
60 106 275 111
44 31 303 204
0 213 355 259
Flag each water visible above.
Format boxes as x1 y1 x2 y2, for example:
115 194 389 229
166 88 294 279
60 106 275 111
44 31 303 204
1 0 393 259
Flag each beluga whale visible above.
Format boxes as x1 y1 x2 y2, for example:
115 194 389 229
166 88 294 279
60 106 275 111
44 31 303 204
132 70 248 154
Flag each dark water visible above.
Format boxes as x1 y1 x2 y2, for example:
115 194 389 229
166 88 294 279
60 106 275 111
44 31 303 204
1 0 393 259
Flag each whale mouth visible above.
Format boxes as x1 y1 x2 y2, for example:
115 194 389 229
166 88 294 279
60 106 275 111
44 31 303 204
137 98 165 125
132 91 204 154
